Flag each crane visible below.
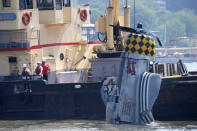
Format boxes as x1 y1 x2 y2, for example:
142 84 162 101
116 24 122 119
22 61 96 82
95 0 130 51
95 0 162 54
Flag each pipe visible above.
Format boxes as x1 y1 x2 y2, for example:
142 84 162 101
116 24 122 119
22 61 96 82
125 0 128 7
107 6 114 50
109 0 112 7
124 2 130 40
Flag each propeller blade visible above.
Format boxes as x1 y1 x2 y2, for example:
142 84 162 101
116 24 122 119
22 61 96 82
109 25 137 33
156 36 162 47
148 32 162 47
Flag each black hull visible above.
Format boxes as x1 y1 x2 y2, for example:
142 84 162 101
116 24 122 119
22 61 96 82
0 76 197 121
153 75 197 121
0 81 105 120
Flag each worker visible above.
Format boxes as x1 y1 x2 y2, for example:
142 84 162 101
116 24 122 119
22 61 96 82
34 61 43 75
21 64 31 79
41 58 50 81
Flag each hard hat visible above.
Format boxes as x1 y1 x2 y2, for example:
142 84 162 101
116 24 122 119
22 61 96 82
37 61 41 64
23 64 27 68
42 58 46 62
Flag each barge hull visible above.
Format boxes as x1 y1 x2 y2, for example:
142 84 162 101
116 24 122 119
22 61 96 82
0 81 105 120
0 76 197 120
153 76 197 121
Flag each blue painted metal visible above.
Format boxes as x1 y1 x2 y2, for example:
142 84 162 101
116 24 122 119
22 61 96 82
0 13 16 21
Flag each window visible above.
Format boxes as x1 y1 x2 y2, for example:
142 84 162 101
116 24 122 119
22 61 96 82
37 0 54 10
9 57 17 63
2 0 11 7
63 0 70 7
8 57 18 76
19 0 33 10
56 0 62 10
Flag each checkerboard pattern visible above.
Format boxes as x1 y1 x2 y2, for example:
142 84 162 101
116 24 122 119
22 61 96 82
124 33 155 57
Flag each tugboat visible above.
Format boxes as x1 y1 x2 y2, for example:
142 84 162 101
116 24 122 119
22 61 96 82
0 0 106 120
0 0 101 79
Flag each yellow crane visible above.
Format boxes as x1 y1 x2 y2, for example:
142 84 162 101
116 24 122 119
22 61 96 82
95 0 130 51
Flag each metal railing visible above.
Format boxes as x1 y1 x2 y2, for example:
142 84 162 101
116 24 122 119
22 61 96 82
82 26 99 42
0 30 40 49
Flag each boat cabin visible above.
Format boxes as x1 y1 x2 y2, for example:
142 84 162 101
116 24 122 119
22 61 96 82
0 0 96 79
0 0 79 29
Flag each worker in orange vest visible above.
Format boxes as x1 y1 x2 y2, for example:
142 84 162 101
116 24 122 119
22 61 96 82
41 58 50 81
34 61 43 75
21 64 31 79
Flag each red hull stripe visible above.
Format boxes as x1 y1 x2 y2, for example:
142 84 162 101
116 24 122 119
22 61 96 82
0 41 103 52
88 41 103 44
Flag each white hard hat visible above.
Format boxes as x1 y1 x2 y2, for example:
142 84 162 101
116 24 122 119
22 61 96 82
42 58 46 62
23 64 27 68
37 61 41 64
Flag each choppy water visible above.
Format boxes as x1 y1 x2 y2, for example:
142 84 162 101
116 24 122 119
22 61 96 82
0 120 196 131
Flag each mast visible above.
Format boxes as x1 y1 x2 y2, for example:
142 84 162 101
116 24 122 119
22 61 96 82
106 0 114 50
124 0 130 40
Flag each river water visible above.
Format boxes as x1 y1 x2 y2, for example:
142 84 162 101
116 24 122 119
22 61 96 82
0 120 196 131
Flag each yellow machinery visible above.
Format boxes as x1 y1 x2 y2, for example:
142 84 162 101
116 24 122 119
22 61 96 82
95 0 130 51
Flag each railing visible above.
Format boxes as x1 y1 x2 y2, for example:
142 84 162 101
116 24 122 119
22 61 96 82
82 25 99 42
0 30 40 49
0 75 43 82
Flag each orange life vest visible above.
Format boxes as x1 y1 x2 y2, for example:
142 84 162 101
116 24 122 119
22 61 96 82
22 69 30 76
35 66 41 74
42 64 50 75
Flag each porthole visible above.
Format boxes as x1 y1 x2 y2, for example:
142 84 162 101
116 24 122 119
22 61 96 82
60 53 64 61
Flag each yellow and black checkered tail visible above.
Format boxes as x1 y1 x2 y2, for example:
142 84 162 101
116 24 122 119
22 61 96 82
124 33 155 57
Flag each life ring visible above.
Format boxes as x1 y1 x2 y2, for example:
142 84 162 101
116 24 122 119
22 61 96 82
80 9 88 22
22 12 31 25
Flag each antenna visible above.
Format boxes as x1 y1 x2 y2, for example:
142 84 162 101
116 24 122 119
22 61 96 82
134 0 136 29
164 24 167 46
109 0 112 7
125 0 128 7
105 0 108 14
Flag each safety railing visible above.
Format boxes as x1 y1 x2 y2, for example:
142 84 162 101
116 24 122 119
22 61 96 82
0 75 43 82
0 30 40 49
81 25 99 42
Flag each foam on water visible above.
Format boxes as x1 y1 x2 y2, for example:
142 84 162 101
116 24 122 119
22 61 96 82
0 120 196 131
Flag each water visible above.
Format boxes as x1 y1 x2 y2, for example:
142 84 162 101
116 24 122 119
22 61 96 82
0 120 196 131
